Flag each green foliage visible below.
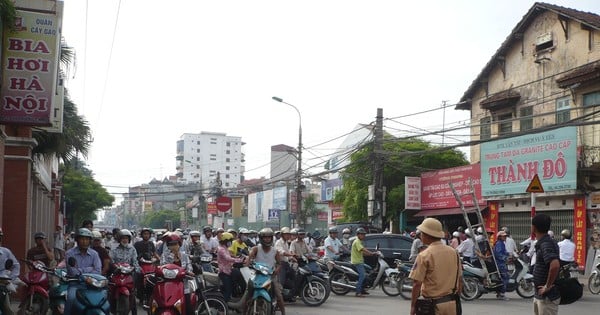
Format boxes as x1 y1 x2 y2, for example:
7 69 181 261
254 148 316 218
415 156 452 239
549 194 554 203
141 210 181 230
334 137 468 223
0 0 16 31
298 194 319 228
62 165 114 228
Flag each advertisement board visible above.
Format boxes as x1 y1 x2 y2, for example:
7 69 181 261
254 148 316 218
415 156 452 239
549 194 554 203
574 197 587 268
480 127 577 196
405 177 421 209
420 164 484 209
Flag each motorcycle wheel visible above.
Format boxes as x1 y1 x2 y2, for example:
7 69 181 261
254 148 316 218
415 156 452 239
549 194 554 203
516 278 535 298
329 272 352 296
116 294 129 315
50 303 65 315
300 278 329 307
589 273 600 295
245 297 272 315
381 273 402 297
197 292 228 315
460 276 480 301
18 293 49 315
398 276 413 300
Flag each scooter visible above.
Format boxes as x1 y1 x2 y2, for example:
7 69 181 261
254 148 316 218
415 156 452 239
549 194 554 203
48 267 68 315
148 263 199 315
108 262 135 315
0 259 16 315
66 257 110 314
460 257 535 301
394 259 414 300
17 260 53 315
329 249 402 297
280 254 330 307
246 262 276 315
589 255 600 294
138 256 157 309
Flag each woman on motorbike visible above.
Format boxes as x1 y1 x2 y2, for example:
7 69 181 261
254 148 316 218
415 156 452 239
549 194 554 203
217 232 245 301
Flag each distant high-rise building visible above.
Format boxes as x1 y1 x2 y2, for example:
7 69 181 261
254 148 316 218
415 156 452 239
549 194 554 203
175 132 245 189
270 144 297 182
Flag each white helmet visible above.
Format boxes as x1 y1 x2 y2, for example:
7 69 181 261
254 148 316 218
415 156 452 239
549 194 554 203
92 230 102 240
476 227 484 234
342 228 351 234
452 231 460 238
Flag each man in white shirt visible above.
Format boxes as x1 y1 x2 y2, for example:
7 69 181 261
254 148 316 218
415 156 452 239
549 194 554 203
274 227 295 293
558 229 576 266
324 227 342 261
501 227 519 258
456 229 475 263
200 226 218 254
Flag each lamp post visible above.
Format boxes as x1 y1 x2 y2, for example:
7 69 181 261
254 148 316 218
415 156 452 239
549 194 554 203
272 96 302 227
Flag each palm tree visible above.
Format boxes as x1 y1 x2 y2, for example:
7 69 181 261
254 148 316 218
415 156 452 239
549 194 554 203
32 40 91 162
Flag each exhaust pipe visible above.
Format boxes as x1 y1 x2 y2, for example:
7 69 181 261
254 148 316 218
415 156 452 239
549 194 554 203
331 280 356 290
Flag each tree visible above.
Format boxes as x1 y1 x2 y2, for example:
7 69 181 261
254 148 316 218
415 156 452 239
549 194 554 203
334 137 468 227
141 210 181 230
62 164 114 229
297 194 319 228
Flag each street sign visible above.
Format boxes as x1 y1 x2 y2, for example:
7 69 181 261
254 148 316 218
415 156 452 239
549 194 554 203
526 174 545 193
268 208 280 220
215 196 232 212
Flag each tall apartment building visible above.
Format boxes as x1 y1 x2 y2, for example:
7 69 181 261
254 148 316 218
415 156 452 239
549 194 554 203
270 144 297 182
176 132 245 190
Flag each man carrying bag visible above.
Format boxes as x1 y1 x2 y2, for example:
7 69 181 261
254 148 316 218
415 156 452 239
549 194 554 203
409 218 462 315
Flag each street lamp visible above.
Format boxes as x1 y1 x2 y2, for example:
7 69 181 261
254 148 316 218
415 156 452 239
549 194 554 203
272 96 302 227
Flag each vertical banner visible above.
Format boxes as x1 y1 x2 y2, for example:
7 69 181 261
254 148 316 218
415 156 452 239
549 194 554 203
574 197 587 269
405 177 421 209
486 201 499 244
1 10 60 125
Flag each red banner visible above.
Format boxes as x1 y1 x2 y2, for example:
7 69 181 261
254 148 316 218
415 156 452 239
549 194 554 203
486 201 499 244
317 212 328 221
207 202 217 215
574 197 586 269
420 164 484 209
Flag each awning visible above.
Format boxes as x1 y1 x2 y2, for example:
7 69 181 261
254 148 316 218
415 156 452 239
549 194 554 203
479 90 520 110
413 207 484 217
556 61 600 88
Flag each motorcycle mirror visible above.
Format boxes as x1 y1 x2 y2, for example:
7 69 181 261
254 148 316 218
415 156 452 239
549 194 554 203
68 257 77 267
376 243 380 251
4 259 12 270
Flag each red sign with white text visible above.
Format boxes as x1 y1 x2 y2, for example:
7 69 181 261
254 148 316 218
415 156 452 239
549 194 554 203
574 197 586 269
420 164 484 209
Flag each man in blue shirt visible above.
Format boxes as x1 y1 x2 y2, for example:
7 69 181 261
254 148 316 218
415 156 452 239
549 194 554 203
64 228 102 314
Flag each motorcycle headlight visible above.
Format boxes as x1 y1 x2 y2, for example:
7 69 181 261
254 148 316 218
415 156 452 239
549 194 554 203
86 276 108 288
261 279 272 289
163 268 178 279
120 266 134 274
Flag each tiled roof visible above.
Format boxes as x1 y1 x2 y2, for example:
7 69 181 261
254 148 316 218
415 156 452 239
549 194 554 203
457 2 600 110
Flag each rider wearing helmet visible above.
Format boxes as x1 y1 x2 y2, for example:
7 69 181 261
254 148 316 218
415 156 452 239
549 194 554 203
274 227 295 299
134 227 159 261
26 232 55 268
324 227 343 260
247 228 285 315
351 228 378 297
201 226 219 254
90 230 111 276
290 228 310 258
186 230 205 262
229 228 249 256
65 228 102 314
160 233 193 273
558 229 575 266
409 230 423 262
217 232 245 302
110 229 140 272
341 228 352 246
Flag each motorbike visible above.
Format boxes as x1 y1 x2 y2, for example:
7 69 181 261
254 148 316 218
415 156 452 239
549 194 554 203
66 257 110 314
328 248 402 297
17 260 53 315
148 263 200 315
280 254 330 307
394 259 414 300
108 262 135 315
225 262 276 315
589 255 600 294
138 256 157 308
460 257 535 300
190 263 228 315
0 259 16 315
48 268 68 315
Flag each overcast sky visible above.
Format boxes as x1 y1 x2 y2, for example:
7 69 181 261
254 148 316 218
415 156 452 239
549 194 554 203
60 0 600 200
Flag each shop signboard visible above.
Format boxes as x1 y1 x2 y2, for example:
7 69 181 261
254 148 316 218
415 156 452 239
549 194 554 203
480 127 577 197
574 197 587 269
420 164 484 209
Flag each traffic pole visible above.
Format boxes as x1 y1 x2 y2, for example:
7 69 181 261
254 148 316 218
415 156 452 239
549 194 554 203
530 192 536 239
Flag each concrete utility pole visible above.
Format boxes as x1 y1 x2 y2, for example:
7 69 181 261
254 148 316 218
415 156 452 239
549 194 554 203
372 108 385 231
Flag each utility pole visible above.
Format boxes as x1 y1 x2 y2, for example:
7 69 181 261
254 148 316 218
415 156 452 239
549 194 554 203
371 108 385 231
441 100 448 146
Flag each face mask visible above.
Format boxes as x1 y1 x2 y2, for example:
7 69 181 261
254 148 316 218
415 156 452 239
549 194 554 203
120 239 129 246
241 235 248 241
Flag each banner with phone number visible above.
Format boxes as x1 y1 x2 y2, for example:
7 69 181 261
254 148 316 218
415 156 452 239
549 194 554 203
574 197 586 269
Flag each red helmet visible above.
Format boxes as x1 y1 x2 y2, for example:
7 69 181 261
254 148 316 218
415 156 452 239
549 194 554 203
164 233 182 246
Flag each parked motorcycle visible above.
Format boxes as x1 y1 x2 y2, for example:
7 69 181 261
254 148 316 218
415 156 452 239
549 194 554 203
66 257 110 314
48 268 68 315
329 249 402 297
17 260 53 315
589 255 600 294
280 254 330 307
108 262 135 315
394 259 414 300
460 257 535 300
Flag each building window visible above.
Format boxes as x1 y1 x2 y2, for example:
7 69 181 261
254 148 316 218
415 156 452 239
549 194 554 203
480 117 491 140
226 158 230 162
210 141 217 145
226 150 230 154
535 33 553 52
497 113 512 136
196 157 200 161
197 141 200 145
583 91 600 107
225 174 230 179
226 142 230 147
556 97 570 124
196 149 200 153
226 166 230 170
210 157 216 161
196 165 200 169
520 106 533 131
